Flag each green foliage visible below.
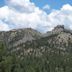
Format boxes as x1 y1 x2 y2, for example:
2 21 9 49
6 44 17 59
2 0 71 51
0 36 72 72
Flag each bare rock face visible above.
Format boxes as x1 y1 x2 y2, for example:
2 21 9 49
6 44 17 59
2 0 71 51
52 25 64 34
52 25 72 44
2 28 42 49
43 25 65 37
42 25 72 50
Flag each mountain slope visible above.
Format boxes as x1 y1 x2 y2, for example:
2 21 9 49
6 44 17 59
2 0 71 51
0 25 72 55
0 25 72 72
0 28 42 53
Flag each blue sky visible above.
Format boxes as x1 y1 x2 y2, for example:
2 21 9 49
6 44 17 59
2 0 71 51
0 0 5 7
0 0 72 10
31 0 72 10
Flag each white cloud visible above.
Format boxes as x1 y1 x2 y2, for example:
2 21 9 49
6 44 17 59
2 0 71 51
47 4 72 30
0 20 10 31
0 6 9 19
43 4 50 10
61 4 72 11
0 0 72 33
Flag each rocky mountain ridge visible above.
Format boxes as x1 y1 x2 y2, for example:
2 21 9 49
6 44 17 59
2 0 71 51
0 25 72 56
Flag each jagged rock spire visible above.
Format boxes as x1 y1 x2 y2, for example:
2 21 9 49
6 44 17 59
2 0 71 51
52 25 64 34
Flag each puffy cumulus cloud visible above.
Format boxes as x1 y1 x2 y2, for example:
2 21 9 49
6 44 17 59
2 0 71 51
6 0 36 13
0 0 72 33
61 4 72 11
48 4 72 30
0 6 9 19
0 0 50 32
